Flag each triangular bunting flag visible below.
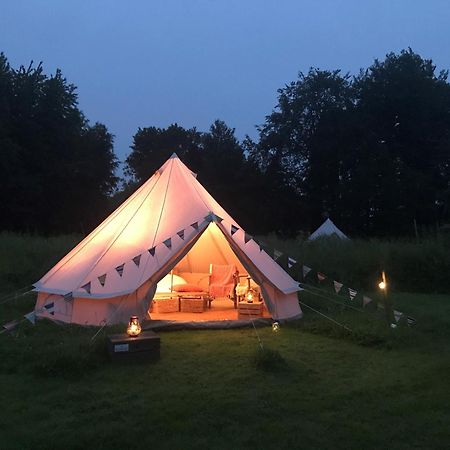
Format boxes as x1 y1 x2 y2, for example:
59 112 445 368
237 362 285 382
394 310 403 322
191 222 199 230
2 319 21 332
244 233 253 244
63 292 73 301
259 242 272 256
348 288 357 300
363 295 372 306
98 274 107 287
205 212 223 223
115 264 125 277
303 265 312 278
44 301 55 310
163 238 172 250
317 272 326 282
231 224 239 235
24 311 36 325
287 257 297 269
132 255 141 267
274 249 283 260
177 229 185 240
81 282 91 294
148 247 156 256
333 281 343 294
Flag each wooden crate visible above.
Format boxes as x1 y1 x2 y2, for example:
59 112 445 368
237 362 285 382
180 296 206 313
152 297 179 313
107 331 160 363
238 301 263 319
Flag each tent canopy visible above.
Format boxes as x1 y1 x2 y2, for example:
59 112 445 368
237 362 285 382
308 218 348 240
34 154 302 325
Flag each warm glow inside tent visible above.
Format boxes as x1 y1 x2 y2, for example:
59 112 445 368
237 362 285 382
34 154 302 326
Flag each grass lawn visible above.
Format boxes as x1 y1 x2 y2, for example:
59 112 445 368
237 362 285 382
1 291 450 449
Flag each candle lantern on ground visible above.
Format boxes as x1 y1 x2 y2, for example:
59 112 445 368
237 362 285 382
127 315 142 337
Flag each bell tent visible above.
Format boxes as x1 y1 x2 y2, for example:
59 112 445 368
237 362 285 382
308 218 348 240
34 154 302 326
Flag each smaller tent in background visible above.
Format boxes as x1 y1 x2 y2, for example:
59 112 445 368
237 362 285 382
308 218 348 240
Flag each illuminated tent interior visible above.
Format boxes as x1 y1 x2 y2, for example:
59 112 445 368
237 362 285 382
33 154 302 326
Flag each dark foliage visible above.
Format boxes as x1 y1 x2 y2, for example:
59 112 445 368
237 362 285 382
0 53 119 234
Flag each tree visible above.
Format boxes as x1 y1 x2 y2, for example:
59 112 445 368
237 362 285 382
125 124 203 182
250 68 353 233
250 50 450 236
350 49 450 234
0 53 119 233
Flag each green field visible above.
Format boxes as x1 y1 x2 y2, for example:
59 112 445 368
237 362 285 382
1 234 450 449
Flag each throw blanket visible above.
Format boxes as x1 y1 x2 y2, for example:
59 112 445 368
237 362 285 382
209 264 237 297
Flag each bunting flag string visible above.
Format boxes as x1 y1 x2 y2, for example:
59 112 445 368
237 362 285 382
363 295 373 306
244 232 253 244
63 292 74 301
259 242 272 256
303 265 312 278
317 272 326 282
288 257 297 269
231 224 239 235
274 249 283 261
98 274 107 287
80 283 91 294
348 288 357 300
24 311 36 325
334 281 343 294
44 301 55 315
75 214 208 295
115 264 125 277
205 212 223 223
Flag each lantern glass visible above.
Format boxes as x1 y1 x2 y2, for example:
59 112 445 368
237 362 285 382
378 281 386 290
246 289 254 302
127 315 142 337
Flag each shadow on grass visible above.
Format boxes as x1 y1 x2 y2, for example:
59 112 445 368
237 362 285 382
251 346 289 373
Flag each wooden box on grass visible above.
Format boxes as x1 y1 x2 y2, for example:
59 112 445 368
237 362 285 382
238 301 263 319
107 330 160 362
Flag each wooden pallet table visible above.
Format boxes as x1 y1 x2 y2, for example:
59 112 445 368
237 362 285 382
238 301 263 319
107 330 160 362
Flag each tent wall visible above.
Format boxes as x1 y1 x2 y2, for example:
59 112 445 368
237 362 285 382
36 279 155 326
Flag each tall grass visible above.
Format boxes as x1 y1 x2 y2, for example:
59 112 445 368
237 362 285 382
0 232 80 293
2 232 450 295
261 234 450 293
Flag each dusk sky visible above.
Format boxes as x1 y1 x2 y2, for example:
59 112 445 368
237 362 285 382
2 1 450 168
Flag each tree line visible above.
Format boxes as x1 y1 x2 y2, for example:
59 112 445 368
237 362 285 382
1 49 450 237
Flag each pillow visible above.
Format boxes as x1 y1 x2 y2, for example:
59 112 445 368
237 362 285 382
172 283 203 292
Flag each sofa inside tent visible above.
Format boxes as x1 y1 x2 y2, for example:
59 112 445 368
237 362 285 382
34 154 302 326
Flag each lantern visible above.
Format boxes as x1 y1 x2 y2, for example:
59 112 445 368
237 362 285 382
272 321 280 333
246 288 255 303
378 271 387 291
127 315 141 337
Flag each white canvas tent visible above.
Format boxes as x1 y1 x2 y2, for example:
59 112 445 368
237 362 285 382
308 218 348 240
34 154 302 325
